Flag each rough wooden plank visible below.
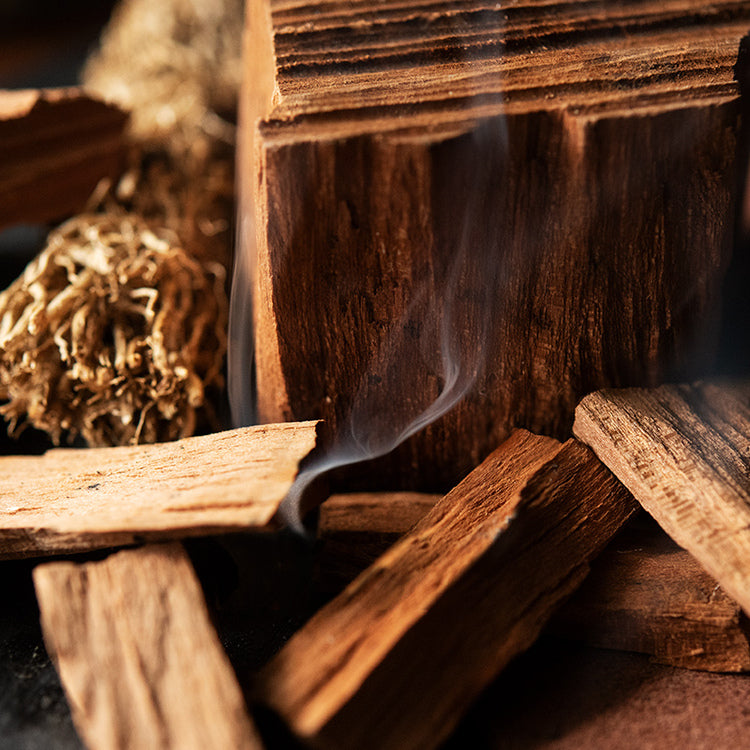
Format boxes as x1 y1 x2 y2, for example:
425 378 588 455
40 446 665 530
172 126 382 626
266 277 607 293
574 381 750 617
553 521 750 672
236 0 747 489
255 430 637 750
34 543 263 750
0 88 127 230
0 421 321 559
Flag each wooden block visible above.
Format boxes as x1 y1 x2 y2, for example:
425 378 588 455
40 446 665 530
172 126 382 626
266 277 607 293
574 381 750 617
0 421 321 559
553 521 750 672
0 88 127 230
237 0 747 489
255 430 636 750
34 543 263 750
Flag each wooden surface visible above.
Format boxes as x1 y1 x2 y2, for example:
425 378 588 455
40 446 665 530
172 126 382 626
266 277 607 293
554 520 750 672
319 491 441 536
239 0 746 489
255 430 636 750
33 543 263 750
0 421 320 559
0 88 127 231
574 381 750 617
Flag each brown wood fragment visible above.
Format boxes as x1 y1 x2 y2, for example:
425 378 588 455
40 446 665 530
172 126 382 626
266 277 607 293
574 381 750 617
553 521 750 672
320 491 441 537
255 430 636 750
239 0 747 489
315 491 440 593
34 543 263 750
318 493 750 672
0 421 321 559
0 88 127 230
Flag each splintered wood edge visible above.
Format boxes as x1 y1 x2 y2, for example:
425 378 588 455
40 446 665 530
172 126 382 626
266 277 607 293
0 420 323 559
33 543 263 750
573 381 750 616
256 430 636 749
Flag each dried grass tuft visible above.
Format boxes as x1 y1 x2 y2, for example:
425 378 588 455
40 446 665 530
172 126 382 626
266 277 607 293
83 0 243 155
0 212 227 446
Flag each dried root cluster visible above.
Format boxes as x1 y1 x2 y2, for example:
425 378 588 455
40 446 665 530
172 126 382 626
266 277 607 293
0 213 227 446
83 0 243 154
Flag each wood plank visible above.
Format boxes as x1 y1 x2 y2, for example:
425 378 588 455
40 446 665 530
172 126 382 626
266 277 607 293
238 0 746 489
0 88 127 231
255 430 636 750
573 381 750 616
0 421 321 559
553 521 750 672
33 543 263 750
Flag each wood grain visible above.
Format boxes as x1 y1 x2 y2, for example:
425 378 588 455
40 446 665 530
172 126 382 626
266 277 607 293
239 0 747 489
0 421 320 559
574 381 750 617
0 88 127 230
554 521 750 672
34 543 263 750
255 430 636 749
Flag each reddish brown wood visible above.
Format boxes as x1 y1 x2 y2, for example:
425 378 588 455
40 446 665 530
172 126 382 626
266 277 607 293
554 522 750 672
574 381 750 617
0 88 127 230
239 0 747 489
256 431 636 749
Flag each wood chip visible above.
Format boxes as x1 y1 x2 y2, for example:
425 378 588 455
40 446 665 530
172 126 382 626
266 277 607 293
315 491 441 593
255 430 636 750
0 421 321 559
0 88 127 231
574 381 750 616
34 543 263 750
553 521 750 672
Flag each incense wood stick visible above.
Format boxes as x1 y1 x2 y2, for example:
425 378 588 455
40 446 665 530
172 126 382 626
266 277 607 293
554 522 750 672
255 430 636 750
34 543 263 750
0 421 321 559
